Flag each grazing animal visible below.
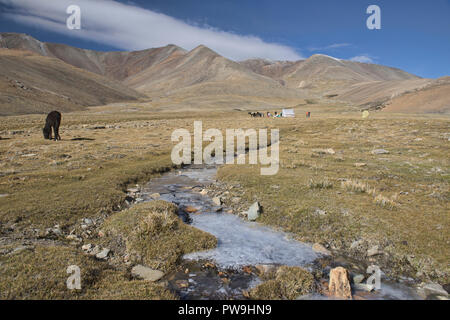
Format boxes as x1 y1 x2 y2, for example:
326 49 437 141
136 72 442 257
248 112 263 118
43 111 62 140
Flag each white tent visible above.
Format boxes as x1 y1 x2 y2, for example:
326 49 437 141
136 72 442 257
282 109 295 117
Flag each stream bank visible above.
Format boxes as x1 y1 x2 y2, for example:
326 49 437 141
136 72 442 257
130 162 425 300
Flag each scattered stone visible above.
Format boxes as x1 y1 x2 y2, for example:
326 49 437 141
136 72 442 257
45 225 62 237
350 239 364 250
421 282 448 297
150 193 160 199
131 265 164 282
66 234 82 242
329 267 352 299
255 264 277 275
95 248 110 260
353 274 365 284
367 245 382 257
83 218 93 226
314 208 327 216
231 197 241 204
0 194 9 198
212 197 222 206
312 243 331 256
203 262 216 269
371 149 389 155
81 243 93 253
353 283 375 292
98 230 105 238
200 189 208 196
247 202 261 221
242 266 253 274
184 206 199 213
354 163 367 167
89 245 101 256
312 148 336 155
175 280 189 288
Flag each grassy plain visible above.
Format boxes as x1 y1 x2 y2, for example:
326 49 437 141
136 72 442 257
0 102 448 298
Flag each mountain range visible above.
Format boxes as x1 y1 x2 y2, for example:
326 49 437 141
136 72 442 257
0 32 448 115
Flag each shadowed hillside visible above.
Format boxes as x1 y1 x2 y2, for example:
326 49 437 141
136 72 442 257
0 49 145 116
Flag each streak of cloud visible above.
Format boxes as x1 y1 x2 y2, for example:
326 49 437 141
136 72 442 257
0 0 303 61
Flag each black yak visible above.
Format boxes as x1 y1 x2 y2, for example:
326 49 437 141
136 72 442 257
43 111 62 140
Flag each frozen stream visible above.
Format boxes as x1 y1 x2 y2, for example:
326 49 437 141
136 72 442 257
137 163 422 300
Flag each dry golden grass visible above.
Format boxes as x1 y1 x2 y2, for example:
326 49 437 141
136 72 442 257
340 179 375 194
216 111 450 282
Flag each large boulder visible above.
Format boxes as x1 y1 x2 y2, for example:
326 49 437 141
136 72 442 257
421 282 448 297
131 265 164 282
329 267 352 299
247 202 261 221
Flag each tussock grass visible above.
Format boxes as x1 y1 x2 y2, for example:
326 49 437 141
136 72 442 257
340 179 375 194
373 194 398 210
249 266 316 300
308 177 333 189
102 201 217 272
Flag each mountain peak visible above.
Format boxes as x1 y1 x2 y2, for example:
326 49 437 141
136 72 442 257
308 54 342 62
190 45 219 56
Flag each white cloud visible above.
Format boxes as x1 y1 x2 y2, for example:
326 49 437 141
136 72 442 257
308 43 351 51
349 55 375 64
0 0 303 61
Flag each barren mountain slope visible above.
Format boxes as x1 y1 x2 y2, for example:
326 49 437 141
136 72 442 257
124 45 308 98
0 49 144 116
241 55 420 91
335 78 433 108
0 33 186 81
2 33 447 114
1 33 308 100
382 77 450 114
240 59 299 82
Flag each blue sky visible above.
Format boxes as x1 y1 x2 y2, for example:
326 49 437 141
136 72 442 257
0 0 449 78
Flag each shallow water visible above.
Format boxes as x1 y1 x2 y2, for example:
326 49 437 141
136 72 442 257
139 163 422 300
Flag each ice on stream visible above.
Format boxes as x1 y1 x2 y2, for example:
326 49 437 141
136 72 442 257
141 166 318 269
184 212 318 269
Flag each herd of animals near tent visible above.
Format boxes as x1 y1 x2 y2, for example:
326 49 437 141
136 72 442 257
248 109 301 118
